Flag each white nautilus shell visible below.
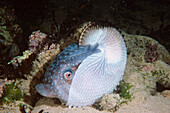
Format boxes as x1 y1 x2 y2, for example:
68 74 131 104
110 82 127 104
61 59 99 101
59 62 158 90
66 27 127 107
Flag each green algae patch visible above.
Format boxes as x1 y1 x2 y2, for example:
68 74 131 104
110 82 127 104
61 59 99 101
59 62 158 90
0 81 25 104
120 82 134 100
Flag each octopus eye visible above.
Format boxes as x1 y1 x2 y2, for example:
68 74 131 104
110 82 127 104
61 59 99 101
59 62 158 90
64 70 73 80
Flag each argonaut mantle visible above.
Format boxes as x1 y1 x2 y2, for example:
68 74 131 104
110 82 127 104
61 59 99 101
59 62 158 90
35 26 127 107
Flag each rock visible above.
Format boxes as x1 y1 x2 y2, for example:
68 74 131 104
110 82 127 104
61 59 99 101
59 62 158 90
161 90 170 99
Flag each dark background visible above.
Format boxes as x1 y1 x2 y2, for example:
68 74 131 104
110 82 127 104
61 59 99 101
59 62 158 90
0 0 169 52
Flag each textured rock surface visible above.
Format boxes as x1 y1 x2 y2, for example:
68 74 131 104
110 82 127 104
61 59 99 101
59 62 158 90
122 31 170 65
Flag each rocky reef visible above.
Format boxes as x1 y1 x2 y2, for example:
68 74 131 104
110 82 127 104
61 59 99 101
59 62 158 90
0 0 170 112
1 21 169 113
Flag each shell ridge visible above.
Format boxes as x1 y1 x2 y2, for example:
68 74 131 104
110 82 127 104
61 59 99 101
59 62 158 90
67 27 127 106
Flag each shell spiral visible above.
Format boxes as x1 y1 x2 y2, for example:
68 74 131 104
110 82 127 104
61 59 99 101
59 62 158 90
67 27 127 107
